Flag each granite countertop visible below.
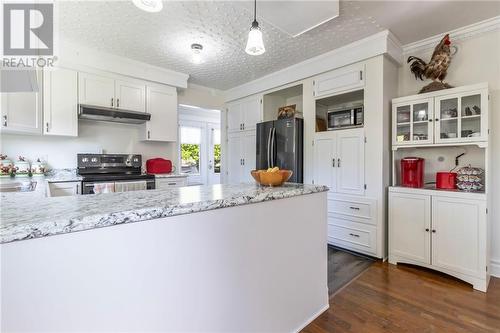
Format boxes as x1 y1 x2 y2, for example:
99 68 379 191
0 183 328 244
45 169 82 182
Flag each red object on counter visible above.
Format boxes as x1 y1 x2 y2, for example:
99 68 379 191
401 157 425 188
436 172 457 189
146 158 173 174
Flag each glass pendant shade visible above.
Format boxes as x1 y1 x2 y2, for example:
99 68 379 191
245 21 265 56
132 0 163 13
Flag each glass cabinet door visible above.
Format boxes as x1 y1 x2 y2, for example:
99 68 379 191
436 91 486 143
393 99 433 145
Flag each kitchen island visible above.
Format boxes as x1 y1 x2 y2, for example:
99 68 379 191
1 183 329 332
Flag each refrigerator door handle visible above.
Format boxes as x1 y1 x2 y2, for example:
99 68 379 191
270 127 276 167
267 127 273 169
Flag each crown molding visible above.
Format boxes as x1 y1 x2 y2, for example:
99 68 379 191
225 30 403 102
403 15 500 55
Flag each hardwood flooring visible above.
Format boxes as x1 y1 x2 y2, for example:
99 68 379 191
328 246 373 295
304 262 500 333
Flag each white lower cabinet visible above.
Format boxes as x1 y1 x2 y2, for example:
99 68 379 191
227 131 256 183
389 187 489 292
155 177 187 189
46 181 81 197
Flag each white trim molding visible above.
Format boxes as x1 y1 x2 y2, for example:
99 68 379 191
58 39 189 88
403 15 500 55
225 30 403 102
491 258 500 278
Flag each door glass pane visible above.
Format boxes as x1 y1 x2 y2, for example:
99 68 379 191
213 128 221 174
439 98 458 139
396 105 410 143
180 126 201 174
461 94 481 138
413 103 429 141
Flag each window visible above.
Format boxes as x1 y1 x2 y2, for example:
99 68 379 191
180 126 202 175
213 128 221 174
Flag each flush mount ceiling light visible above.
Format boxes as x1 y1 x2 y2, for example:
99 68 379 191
245 0 265 56
132 0 163 13
191 43 203 64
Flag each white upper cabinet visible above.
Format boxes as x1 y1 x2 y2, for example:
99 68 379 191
313 129 365 195
43 68 78 137
78 72 115 108
227 96 262 132
392 83 489 147
144 85 177 142
115 80 146 112
78 72 146 112
314 63 365 98
1 70 42 135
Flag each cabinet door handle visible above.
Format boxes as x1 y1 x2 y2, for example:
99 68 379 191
116 98 120 108
147 130 150 139
3 115 7 127
349 233 360 238
76 184 80 194
349 206 360 210
432 229 436 233
111 98 114 107
425 228 430 232
435 118 439 122
332 158 335 168
242 158 245 166
428 119 433 122
46 122 50 133
359 70 363 81
337 158 341 168
243 123 245 130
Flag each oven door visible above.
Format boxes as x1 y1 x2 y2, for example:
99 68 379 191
328 109 354 129
81 179 155 195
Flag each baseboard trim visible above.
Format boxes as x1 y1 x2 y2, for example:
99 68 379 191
491 259 500 278
293 303 330 333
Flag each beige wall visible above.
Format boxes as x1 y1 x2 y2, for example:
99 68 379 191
397 30 500 269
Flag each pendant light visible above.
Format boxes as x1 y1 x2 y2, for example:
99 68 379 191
191 44 203 64
132 0 163 13
245 0 265 56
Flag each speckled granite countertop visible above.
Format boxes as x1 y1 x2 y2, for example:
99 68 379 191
0 183 328 244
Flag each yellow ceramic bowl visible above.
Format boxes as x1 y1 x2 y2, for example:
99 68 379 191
251 169 293 186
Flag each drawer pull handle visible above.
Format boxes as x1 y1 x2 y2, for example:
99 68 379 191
349 233 360 238
167 182 177 185
349 206 360 210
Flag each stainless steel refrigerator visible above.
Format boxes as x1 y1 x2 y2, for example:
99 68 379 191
256 118 303 183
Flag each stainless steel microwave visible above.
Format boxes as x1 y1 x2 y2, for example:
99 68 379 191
327 105 364 130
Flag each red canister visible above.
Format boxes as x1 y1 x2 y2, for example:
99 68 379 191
436 172 457 189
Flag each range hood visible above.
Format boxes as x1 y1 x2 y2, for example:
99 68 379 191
78 104 151 124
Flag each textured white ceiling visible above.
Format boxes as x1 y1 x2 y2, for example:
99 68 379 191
58 1 500 90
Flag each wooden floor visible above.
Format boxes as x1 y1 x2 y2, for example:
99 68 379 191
303 262 500 333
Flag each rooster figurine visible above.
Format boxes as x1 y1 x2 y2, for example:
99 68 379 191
407 34 455 93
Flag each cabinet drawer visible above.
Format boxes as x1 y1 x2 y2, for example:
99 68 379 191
327 217 377 255
156 178 187 189
328 197 376 225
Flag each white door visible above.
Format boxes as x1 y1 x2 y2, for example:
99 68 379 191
145 85 177 141
242 130 256 182
78 72 115 108
241 96 262 131
313 136 336 190
43 68 78 137
1 70 42 135
227 102 242 132
115 80 146 112
227 133 242 183
336 129 365 195
431 196 486 278
389 192 431 265
314 63 364 97
207 124 221 184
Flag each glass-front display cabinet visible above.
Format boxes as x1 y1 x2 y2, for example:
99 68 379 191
435 90 488 144
392 98 434 146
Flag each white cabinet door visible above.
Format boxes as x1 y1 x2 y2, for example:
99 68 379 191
115 80 146 112
389 192 431 265
227 102 242 132
242 131 256 182
78 72 115 108
227 133 242 183
431 196 486 278
241 97 262 131
336 129 364 195
393 98 434 146
47 181 81 197
43 68 78 137
314 63 364 98
313 137 336 190
145 85 177 142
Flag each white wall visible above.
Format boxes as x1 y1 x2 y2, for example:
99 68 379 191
397 30 500 275
1 120 177 170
